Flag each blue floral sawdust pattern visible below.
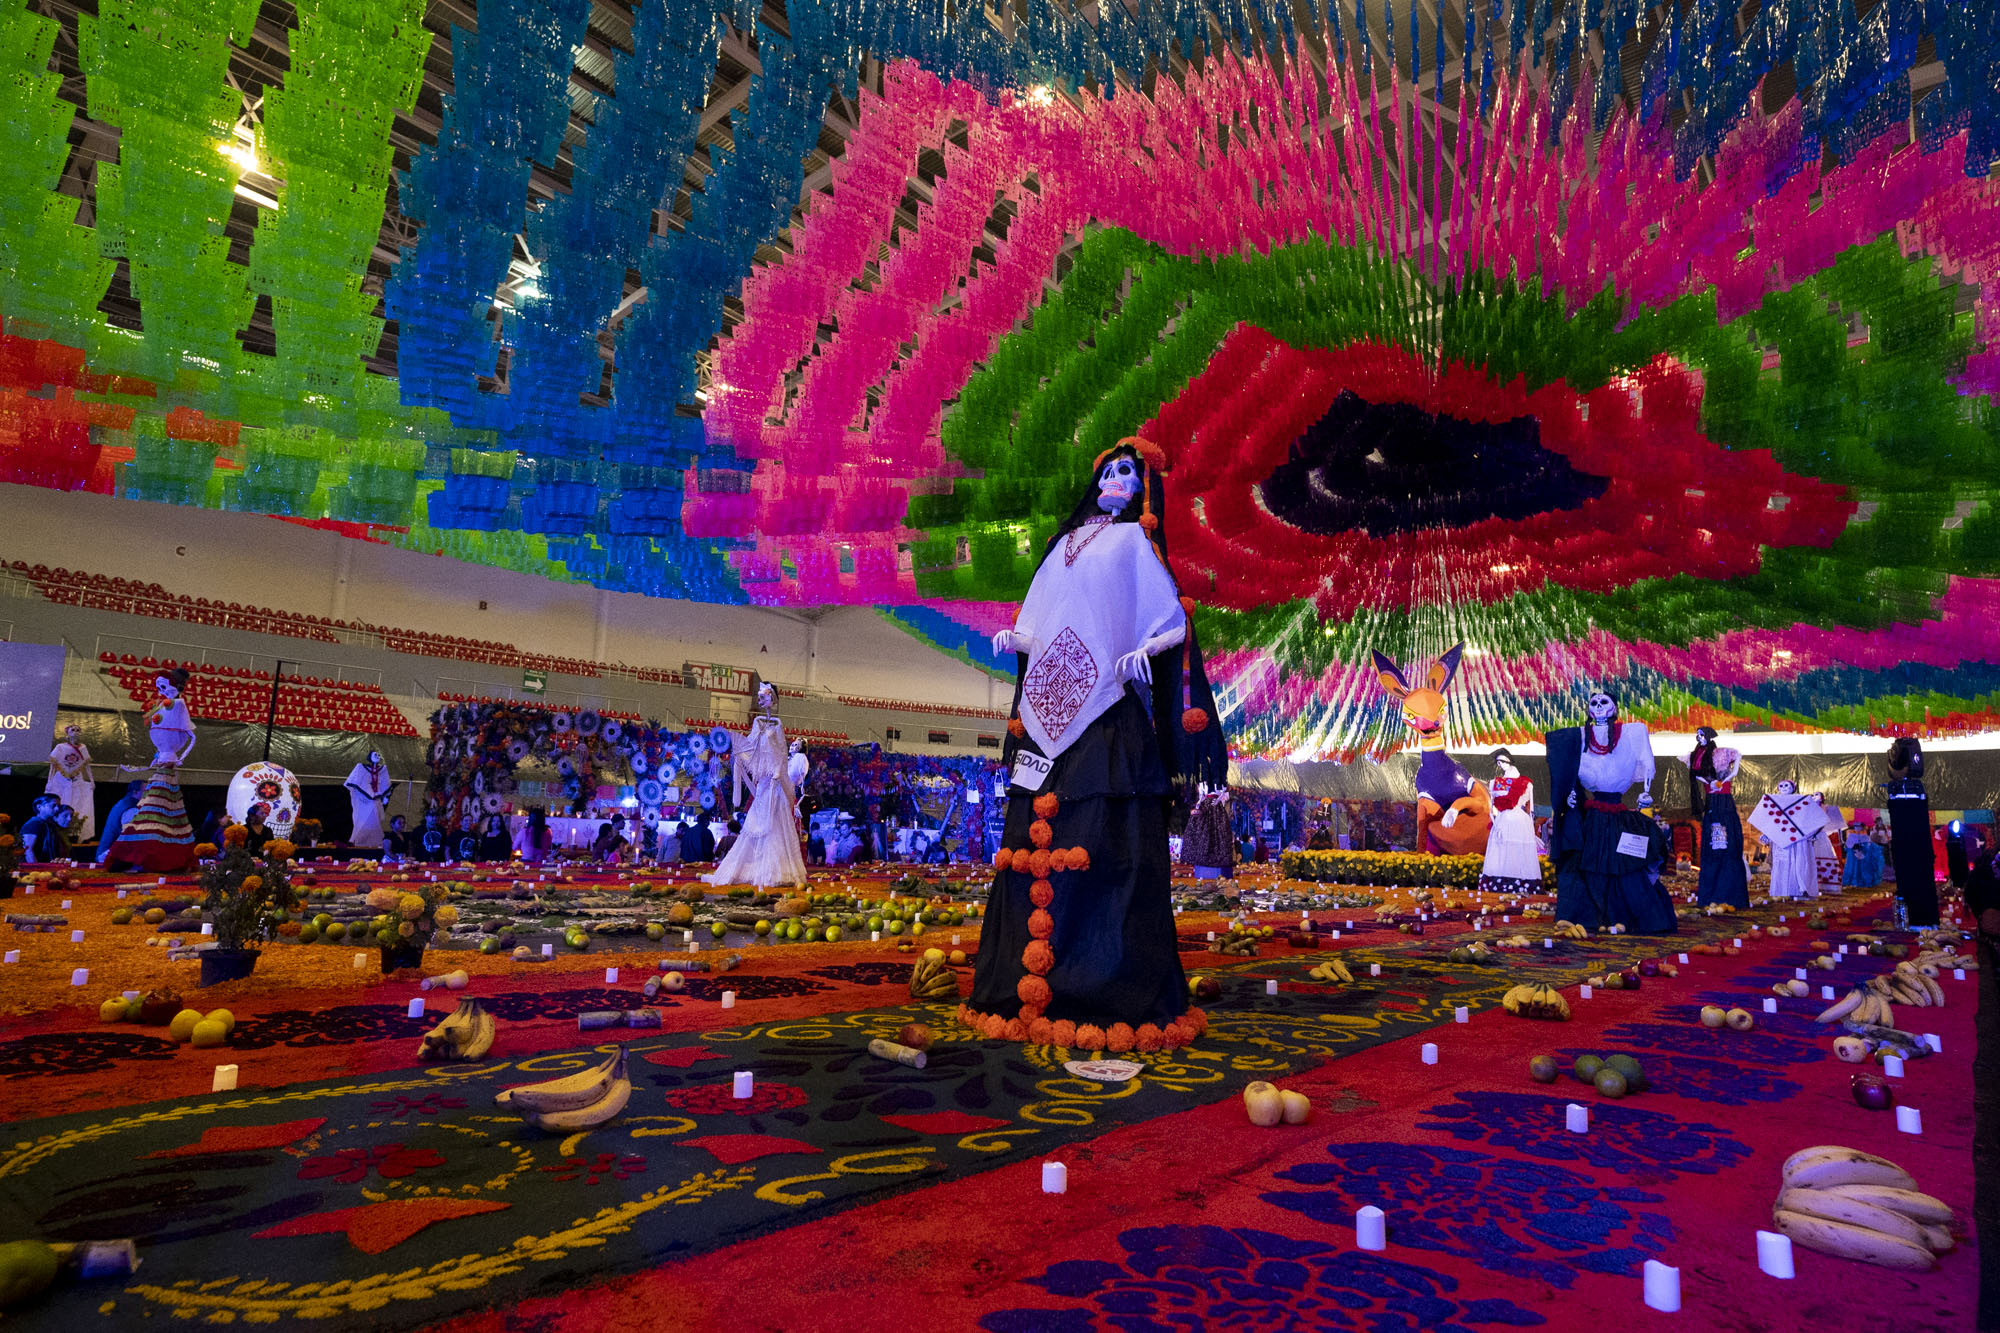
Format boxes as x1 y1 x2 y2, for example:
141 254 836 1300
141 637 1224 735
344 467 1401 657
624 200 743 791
1260 1143 1671 1288
1417 1092 1751 1180
1598 1017 1824 1065
1554 1047 1800 1106
979 1225 1545 1333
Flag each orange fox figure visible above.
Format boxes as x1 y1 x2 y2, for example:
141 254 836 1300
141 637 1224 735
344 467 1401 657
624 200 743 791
1371 644 1492 857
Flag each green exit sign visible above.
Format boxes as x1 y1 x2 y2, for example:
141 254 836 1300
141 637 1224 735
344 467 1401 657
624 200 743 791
522 669 547 694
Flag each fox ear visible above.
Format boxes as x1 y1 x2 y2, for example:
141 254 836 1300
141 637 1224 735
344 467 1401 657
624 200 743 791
1427 643 1465 693
1371 650 1410 701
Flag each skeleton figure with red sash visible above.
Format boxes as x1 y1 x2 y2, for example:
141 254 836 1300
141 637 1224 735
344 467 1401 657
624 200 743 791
1688 727 1749 908
1750 778 1834 899
1478 748 1541 892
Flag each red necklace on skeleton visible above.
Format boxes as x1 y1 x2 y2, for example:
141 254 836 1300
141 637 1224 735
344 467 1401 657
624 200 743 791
1063 516 1116 567
1585 720 1622 755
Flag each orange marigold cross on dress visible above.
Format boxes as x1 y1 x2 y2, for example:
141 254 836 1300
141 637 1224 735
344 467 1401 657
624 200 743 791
965 437 1228 1052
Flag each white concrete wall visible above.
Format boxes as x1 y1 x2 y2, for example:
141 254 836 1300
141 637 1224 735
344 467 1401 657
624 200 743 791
0 484 1002 707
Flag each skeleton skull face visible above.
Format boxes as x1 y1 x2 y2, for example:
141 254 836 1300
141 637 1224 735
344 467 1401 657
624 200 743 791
1694 726 1717 747
367 749 383 766
1586 692 1617 724
1776 779 1798 796
63 724 81 744
789 740 803 755
1097 455 1141 513
756 683 777 711
155 675 180 700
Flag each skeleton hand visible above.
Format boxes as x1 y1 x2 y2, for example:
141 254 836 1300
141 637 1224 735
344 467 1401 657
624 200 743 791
1638 789 1654 811
991 629 1033 657
1567 788 1579 810
1116 649 1152 685
1441 807 1460 828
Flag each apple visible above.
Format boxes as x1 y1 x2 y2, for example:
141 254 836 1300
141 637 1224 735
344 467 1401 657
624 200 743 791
1242 1081 1284 1127
1725 1008 1754 1031
1851 1074 1894 1110
1699 1005 1727 1028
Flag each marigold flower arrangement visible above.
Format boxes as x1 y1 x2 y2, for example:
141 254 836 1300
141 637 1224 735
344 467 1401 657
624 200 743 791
199 834 298 950
361 881 459 954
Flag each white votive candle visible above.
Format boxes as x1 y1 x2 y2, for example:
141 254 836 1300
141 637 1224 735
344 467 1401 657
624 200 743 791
1420 1043 1438 1065
1883 1055 1905 1078
1565 1103 1589 1134
732 1071 754 1099
721 991 736 1008
1265 979 1278 996
1762 998 1777 1013
1580 986 1593 1000
1454 1006 1468 1023
69 930 84 943
1643 1260 1681 1312
407 998 425 1018
1042 1161 1068 1193
1355 1205 1386 1251
70 968 88 986
604 967 619 984
1896 1106 1923 1135
211 1065 239 1092
1756 1230 1795 1279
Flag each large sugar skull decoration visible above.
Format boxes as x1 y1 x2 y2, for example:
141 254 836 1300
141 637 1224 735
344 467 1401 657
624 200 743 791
228 761 303 836
1098 454 1142 513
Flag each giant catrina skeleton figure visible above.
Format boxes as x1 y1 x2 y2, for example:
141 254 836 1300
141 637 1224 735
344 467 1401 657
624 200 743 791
1370 644 1491 857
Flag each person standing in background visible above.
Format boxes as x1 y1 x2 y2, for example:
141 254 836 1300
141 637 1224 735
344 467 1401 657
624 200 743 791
45 724 95 842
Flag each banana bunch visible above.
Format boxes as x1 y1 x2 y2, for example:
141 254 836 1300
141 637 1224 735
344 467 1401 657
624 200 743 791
1880 962 1946 1008
1773 1146 1954 1270
1501 983 1570 1020
909 957 960 1001
495 1048 631 1131
1910 943 1977 972
1816 987 1897 1026
1550 921 1589 940
1307 958 1354 984
416 998 496 1061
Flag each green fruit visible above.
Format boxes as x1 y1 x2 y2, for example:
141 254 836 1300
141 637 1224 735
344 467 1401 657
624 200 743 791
99 997 127 1023
1528 1055 1559 1083
824 926 842 943
205 1009 236 1034
190 1019 229 1049
867 915 883 932
784 922 801 940
803 927 822 943
1604 1054 1645 1090
478 937 500 955
0 1239 61 1308
313 913 334 930
887 920 905 936
325 922 347 941
1592 1068 1629 1098
144 907 166 925
1573 1055 1605 1084
710 922 727 940
297 924 320 945
168 1009 204 1042
754 919 771 936
910 922 926 938
645 923 665 941
110 907 134 925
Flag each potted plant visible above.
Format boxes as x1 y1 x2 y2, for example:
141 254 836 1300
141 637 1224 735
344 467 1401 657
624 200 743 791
364 881 459 973
0 813 16 898
196 828 299 986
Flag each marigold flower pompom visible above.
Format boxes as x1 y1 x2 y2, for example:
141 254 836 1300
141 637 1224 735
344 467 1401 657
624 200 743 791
1017 975 1053 1008
1003 1018 1029 1042
993 848 1010 869
223 826 248 846
1050 1019 1078 1047
1010 848 1034 873
1073 1023 1108 1052
366 886 399 911
1022 939 1055 974
1028 908 1053 939
397 920 417 938
1028 1016 1055 1044
192 842 218 859
981 1013 1008 1039
1008 717 1026 738
1065 846 1092 872
1028 879 1054 907
434 904 459 927
1018 1001 1044 1023
265 839 297 861
1135 1023 1165 1052
1181 707 1210 733
1028 820 1053 849
1028 848 1053 879
956 1004 975 1028
1105 1023 1136 1053
1184 1007 1209 1034
1032 793 1059 820
1139 513 1159 531
398 893 428 919
240 875 263 892
1179 596 1197 616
